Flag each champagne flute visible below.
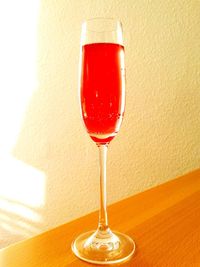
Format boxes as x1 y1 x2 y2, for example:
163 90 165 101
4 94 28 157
72 18 135 265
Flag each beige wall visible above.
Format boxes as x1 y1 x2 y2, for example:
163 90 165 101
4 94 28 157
0 0 200 248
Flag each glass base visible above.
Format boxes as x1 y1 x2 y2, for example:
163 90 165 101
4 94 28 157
72 229 135 265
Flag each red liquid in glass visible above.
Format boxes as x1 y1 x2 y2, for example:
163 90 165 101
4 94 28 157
80 43 125 144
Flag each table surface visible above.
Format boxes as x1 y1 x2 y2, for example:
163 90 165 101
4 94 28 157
1 169 200 267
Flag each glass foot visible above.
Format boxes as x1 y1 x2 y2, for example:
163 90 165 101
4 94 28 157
72 230 135 265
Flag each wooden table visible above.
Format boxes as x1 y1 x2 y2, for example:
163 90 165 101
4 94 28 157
1 169 200 266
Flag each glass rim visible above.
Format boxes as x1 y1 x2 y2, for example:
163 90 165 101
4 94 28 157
82 17 122 33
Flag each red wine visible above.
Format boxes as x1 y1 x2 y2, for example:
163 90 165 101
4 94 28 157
80 43 125 144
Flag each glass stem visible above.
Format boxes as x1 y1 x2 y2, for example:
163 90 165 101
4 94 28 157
97 144 109 233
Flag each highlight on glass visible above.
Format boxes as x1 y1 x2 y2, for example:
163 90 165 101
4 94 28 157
71 18 135 265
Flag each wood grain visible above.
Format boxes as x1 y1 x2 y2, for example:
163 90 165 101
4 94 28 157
1 169 200 267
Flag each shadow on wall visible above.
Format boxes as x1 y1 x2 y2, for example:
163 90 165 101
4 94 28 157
0 0 83 248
